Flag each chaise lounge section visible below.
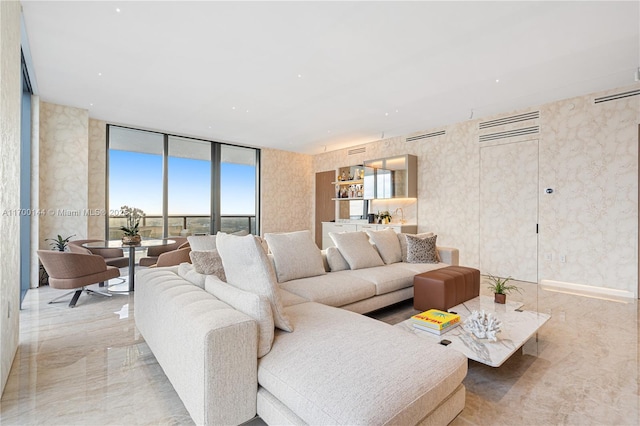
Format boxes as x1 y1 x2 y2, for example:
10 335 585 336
135 230 468 425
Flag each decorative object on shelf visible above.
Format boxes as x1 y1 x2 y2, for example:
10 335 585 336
341 171 348 181
360 169 365 179
463 310 502 341
46 234 75 251
119 205 145 245
486 273 521 304
378 210 392 224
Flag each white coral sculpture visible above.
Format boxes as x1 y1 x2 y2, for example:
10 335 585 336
463 310 502 341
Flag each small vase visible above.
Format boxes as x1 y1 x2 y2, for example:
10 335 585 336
122 235 141 245
494 293 506 304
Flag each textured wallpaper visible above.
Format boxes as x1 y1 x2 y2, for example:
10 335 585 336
260 148 314 235
0 0 22 395
39 102 90 247
313 84 640 296
88 119 106 239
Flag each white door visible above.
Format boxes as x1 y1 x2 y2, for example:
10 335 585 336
480 139 538 283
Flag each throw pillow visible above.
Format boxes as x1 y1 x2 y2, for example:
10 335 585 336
366 228 402 264
216 232 293 332
187 235 217 251
325 246 350 272
328 231 384 270
205 275 275 358
177 262 206 288
398 232 434 262
189 250 226 282
406 234 439 264
264 231 326 283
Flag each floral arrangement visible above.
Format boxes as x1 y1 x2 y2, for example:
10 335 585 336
119 205 145 236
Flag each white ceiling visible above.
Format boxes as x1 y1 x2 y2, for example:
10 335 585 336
21 1 639 155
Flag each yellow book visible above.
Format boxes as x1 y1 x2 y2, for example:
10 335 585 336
410 309 460 330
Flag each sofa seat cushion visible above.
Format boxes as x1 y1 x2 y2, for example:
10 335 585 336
397 261 450 275
258 302 468 425
340 263 419 296
278 289 308 307
279 272 376 307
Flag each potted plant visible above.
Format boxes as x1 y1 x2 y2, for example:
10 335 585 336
45 234 75 252
378 210 393 224
119 205 145 245
486 273 521 304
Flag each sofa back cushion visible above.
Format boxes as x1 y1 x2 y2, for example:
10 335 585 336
329 231 384 270
187 235 217 251
205 275 274 358
264 230 326 283
325 246 350 272
216 232 293 332
366 228 402 264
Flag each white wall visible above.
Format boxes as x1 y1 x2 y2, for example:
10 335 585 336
0 0 22 395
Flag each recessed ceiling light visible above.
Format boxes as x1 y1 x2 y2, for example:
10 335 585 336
98 72 102 77
495 79 500 83
297 74 302 78
89 103 93 107
115 8 121 13
385 112 389 116
246 109 249 113
231 106 236 110
395 109 399 113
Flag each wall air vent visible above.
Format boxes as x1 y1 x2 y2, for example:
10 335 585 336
479 126 539 143
594 89 640 104
348 147 366 155
406 130 446 142
479 111 539 130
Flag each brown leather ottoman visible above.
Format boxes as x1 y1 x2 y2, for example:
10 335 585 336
413 266 480 311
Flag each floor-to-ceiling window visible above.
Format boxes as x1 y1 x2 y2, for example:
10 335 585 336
107 125 259 238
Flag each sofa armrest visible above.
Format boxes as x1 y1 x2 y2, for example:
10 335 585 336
437 246 459 266
134 268 258 425
155 246 192 267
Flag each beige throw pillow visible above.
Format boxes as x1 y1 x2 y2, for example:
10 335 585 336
264 231 326 283
189 250 226 282
187 235 217 251
205 275 274 358
329 231 384 270
216 232 293 332
366 228 402 264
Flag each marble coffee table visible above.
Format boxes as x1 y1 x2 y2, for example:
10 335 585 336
396 296 550 367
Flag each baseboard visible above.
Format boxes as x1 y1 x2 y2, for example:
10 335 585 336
540 279 636 302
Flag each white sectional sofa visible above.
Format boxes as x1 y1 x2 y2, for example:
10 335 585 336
134 229 467 425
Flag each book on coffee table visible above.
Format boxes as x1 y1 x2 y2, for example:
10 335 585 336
412 322 460 335
410 309 461 331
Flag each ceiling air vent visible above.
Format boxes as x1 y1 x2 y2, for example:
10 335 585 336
479 111 539 130
406 130 446 142
348 147 366 155
479 126 539 143
594 89 640 104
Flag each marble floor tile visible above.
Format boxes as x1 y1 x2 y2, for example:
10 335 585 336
1 277 638 425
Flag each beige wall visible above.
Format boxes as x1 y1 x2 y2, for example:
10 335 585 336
38 102 90 245
260 148 314 235
88 119 107 239
314 84 640 297
0 0 22 396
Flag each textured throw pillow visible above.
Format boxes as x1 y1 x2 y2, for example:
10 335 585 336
398 232 434 262
406 234 439 264
177 262 206 288
325 246 350 272
216 232 293 332
329 231 384 270
187 235 217 251
189 250 226 282
205 275 275 358
264 231 326 283
366 228 402 264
